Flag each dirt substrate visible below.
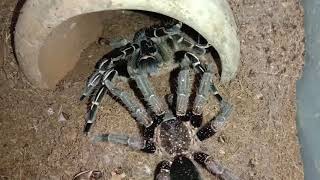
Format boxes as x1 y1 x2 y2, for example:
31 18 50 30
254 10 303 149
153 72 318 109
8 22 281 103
0 0 304 179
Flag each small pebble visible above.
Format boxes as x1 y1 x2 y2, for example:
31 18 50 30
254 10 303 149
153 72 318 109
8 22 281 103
218 135 226 143
219 149 226 155
47 108 54 116
255 93 263 100
58 113 67 122
98 37 110 46
248 158 258 168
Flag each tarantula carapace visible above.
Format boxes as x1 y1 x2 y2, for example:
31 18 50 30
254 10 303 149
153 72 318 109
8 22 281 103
80 21 239 180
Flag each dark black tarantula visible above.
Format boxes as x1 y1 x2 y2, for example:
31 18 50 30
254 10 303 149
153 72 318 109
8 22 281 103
80 20 239 180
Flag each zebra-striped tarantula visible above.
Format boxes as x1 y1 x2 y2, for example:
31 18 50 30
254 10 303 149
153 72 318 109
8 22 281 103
80 21 238 180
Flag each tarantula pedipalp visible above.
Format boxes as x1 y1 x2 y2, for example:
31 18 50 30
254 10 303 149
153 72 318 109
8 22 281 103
80 21 238 180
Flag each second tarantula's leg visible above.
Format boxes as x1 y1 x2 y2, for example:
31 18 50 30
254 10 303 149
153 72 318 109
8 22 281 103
93 134 156 153
193 152 239 180
176 59 191 116
155 161 172 180
104 74 153 127
132 73 166 116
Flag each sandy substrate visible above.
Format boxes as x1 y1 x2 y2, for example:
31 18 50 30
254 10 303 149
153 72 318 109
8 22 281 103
0 0 304 179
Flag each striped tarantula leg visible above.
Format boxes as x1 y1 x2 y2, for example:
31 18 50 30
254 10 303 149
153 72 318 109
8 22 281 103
81 43 139 100
196 100 233 141
145 21 182 39
84 85 107 133
193 152 239 180
155 161 172 180
185 52 224 102
95 43 139 70
192 63 214 116
169 34 209 56
183 52 206 73
176 59 191 116
83 70 117 133
132 73 166 116
93 134 156 153
80 70 103 101
103 75 153 127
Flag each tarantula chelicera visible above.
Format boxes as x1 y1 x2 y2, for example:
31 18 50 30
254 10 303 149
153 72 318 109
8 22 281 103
80 21 238 180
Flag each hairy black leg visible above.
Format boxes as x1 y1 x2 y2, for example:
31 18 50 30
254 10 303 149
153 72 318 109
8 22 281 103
84 85 107 133
80 43 139 101
196 100 233 141
175 59 191 116
155 160 172 180
174 52 207 127
104 73 153 127
80 70 103 101
193 152 239 180
95 43 139 71
180 51 230 129
129 71 166 116
192 63 213 116
183 52 223 102
169 34 208 56
93 133 156 153
145 22 182 39
83 70 117 133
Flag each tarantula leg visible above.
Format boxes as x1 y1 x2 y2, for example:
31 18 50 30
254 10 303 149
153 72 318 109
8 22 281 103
104 76 153 127
84 86 107 133
183 52 206 73
83 70 117 133
131 73 166 116
184 52 225 103
155 161 172 180
176 59 191 116
196 100 233 141
193 63 214 116
81 43 139 101
93 134 156 153
80 70 103 101
95 43 139 70
193 152 239 180
170 34 210 56
145 22 182 39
